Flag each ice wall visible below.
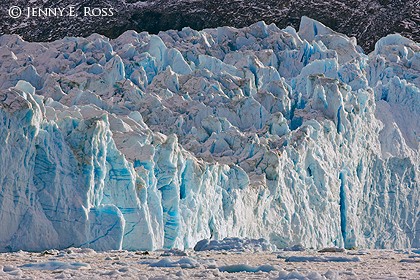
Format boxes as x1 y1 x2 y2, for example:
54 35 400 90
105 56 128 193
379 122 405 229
0 17 418 252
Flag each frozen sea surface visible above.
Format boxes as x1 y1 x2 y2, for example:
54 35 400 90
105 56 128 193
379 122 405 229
0 249 419 279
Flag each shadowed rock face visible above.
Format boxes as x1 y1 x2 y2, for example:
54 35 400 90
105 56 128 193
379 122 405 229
1 0 418 52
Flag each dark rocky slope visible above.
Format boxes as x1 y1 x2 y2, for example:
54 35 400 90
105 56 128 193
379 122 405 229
1 0 419 52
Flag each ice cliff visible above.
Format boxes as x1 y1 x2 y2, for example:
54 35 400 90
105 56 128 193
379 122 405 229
0 17 418 252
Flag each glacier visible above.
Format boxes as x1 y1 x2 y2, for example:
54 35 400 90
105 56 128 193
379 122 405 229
0 16 418 252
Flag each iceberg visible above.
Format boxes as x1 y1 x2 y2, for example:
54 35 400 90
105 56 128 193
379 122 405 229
0 17 418 252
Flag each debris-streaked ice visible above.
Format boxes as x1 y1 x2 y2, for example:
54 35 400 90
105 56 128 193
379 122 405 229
0 17 418 252
193 237 275 252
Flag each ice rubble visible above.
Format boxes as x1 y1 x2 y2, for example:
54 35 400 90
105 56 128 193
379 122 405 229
284 256 361 262
0 17 418 252
194 237 275 252
19 261 91 270
145 257 201 269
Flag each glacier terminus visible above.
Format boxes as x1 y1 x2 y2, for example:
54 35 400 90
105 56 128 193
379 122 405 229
0 17 418 252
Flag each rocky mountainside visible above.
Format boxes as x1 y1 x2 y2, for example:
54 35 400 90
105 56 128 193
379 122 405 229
1 0 419 52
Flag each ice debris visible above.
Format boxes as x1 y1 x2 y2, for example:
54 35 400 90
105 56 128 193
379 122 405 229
285 256 361 262
19 261 91 270
142 257 201 269
194 237 276 252
283 244 306 252
318 247 345 253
